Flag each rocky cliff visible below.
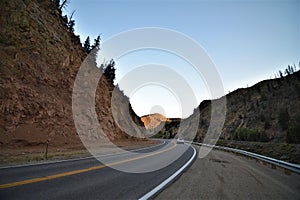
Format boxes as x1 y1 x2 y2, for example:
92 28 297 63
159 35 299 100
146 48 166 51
0 0 142 150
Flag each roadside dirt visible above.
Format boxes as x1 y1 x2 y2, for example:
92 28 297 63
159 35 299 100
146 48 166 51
0 140 160 167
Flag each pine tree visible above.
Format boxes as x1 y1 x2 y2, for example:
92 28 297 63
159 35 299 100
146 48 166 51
58 0 69 13
67 10 75 32
278 70 283 78
53 0 60 9
91 35 101 50
104 59 116 83
52 0 69 14
83 36 91 53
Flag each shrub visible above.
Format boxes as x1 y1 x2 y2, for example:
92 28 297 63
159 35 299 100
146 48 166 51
260 114 265 122
259 131 269 142
278 108 289 130
287 115 300 144
264 120 271 129
261 93 267 101
234 128 269 142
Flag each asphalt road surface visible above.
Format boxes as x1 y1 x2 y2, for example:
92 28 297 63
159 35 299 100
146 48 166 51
156 145 300 200
0 140 195 200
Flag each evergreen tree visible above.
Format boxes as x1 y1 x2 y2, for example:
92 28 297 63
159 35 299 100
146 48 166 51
285 65 294 76
52 0 69 14
83 36 91 53
91 35 101 50
278 70 283 78
61 14 68 24
104 59 116 83
68 20 75 32
67 10 75 32
53 0 60 9
58 0 69 13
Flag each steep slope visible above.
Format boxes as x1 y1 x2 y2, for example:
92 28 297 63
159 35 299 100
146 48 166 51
0 0 142 151
156 70 300 162
158 70 300 144
195 71 300 143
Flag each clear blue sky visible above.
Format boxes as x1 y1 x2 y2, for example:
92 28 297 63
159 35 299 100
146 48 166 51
65 0 299 118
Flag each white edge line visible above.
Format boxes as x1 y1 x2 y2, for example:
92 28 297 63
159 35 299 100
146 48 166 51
0 140 166 170
139 144 197 200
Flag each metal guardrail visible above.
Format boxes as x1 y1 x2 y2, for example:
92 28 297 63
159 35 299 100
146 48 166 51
190 141 300 174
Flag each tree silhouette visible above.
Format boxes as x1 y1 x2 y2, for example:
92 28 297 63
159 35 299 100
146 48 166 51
83 36 91 53
82 35 116 84
58 0 69 13
102 59 116 83
91 35 101 50
53 0 60 10
278 70 283 78
67 10 75 32
285 65 294 76
52 0 69 14
89 35 101 69
83 35 101 53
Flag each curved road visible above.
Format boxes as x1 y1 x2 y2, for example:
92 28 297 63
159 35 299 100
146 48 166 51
2 142 299 200
0 140 195 200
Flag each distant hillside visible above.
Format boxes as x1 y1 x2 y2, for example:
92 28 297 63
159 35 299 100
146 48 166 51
141 113 171 129
157 69 300 162
0 0 142 150
157 70 300 143
195 70 300 144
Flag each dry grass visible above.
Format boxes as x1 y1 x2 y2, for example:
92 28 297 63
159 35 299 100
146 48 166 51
0 139 161 167
216 140 300 164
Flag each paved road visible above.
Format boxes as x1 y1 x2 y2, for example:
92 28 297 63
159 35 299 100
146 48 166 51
156 145 300 200
0 140 195 200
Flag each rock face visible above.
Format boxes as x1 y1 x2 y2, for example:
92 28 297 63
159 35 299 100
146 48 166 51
0 0 141 149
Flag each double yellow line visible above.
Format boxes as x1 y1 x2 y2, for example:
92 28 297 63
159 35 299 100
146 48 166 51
0 142 176 189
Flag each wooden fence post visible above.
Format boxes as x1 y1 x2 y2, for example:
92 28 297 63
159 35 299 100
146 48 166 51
44 140 49 160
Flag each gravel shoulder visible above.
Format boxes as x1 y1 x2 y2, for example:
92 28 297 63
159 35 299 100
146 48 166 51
156 145 300 200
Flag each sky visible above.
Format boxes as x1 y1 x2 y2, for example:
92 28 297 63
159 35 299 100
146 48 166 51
64 0 300 118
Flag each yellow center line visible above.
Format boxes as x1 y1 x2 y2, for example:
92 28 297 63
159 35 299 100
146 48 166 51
0 142 177 189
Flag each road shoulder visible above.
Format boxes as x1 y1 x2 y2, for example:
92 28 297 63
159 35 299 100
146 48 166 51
156 145 300 200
